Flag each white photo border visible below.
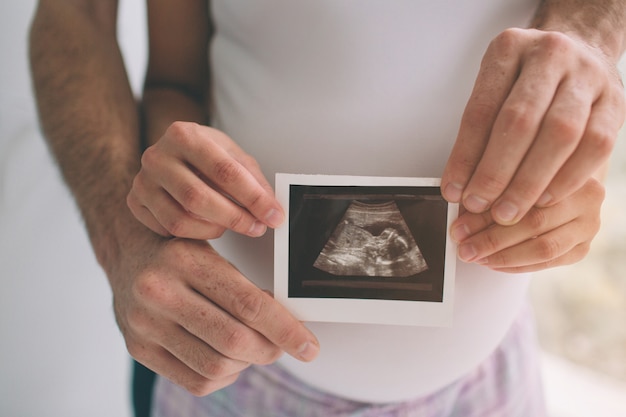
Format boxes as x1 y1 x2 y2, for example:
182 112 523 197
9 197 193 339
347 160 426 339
275 173 458 327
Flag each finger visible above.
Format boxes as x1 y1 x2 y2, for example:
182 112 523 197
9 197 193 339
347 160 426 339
127 188 172 237
196 260 320 362
441 29 523 203
138 184 229 239
170 124 285 228
233 151 278 202
173 285 284 365
160 324 251 381
460 41 563 214
456 201 580 263
131 168 230 239
449 210 494 243
477 220 591 269
487 243 590 273
537 91 624 206
143 149 268 237
490 75 592 224
128 339 239 397
133 260 283 365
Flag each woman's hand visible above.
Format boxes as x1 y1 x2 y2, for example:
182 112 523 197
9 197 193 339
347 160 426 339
450 178 605 273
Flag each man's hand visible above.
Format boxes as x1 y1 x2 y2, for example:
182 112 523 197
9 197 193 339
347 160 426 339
449 177 604 273
127 122 285 240
110 233 319 396
442 28 624 225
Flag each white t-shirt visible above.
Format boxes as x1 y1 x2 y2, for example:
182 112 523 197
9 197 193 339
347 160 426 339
208 0 539 403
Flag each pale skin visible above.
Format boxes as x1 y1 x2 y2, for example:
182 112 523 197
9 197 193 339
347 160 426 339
30 0 626 397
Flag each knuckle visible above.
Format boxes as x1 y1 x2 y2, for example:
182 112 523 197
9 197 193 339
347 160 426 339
462 99 498 130
482 231 502 253
540 31 571 51
132 273 156 301
213 158 243 185
588 127 616 157
191 373 241 397
125 340 147 362
239 152 261 170
126 189 140 213
132 173 153 200
129 172 144 193
140 146 160 169
193 224 226 240
222 326 250 354
486 251 506 266
506 178 538 205
587 179 606 201
610 88 626 114
167 122 205 155
185 377 218 397
572 243 591 262
167 121 196 143
546 115 581 144
133 272 177 309
205 225 226 239
123 342 162 372
525 207 548 231
198 357 230 379
452 153 480 177
232 289 267 324
244 187 267 212
490 28 523 52
473 171 509 196
500 103 535 132
555 244 588 268
444 162 477 201
535 235 562 260
179 184 207 214
590 216 602 238
274 323 299 348
163 217 188 237
226 209 248 231
124 305 150 335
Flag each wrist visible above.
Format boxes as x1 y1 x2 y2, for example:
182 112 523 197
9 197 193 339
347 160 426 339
531 4 626 63
84 198 155 279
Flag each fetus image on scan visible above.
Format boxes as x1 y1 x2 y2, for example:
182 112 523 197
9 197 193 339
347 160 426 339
313 200 428 277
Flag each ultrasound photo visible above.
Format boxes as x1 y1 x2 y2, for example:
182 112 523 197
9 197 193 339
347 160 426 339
313 200 428 278
286 183 450 302
274 174 457 326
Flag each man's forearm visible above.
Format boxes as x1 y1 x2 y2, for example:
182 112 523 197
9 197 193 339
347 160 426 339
531 0 626 61
29 1 143 272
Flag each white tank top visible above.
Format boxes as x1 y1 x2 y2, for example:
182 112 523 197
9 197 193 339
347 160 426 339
208 0 539 402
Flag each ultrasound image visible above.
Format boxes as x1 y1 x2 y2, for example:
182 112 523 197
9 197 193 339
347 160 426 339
313 200 428 277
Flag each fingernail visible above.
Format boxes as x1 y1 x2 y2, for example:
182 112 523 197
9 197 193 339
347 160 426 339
248 221 267 237
464 194 490 213
265 209 284 228
451 223 471 242
297 341 320 362
458 243 477 262
536 192 552 207
494 201 518 224
444 182 464 202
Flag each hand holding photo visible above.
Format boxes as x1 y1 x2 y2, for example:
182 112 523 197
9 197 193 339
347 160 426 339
274 174 458 326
